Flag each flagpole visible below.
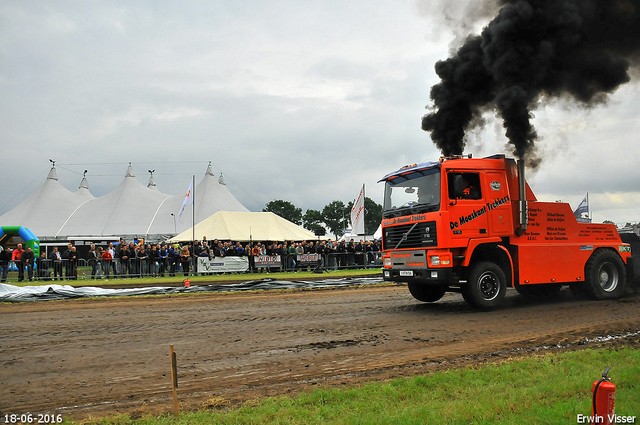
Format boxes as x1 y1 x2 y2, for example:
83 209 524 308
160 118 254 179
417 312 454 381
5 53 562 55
192 174 195 276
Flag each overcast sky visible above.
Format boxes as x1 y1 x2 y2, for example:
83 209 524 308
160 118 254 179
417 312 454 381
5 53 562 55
1 0 638 225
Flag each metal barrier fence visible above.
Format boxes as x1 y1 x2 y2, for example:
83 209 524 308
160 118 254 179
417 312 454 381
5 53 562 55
0 252 383 282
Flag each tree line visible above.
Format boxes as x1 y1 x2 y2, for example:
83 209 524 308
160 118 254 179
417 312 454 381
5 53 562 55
263 198 382 238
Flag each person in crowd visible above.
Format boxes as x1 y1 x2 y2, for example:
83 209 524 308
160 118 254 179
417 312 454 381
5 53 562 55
95 247 103 279
68 246 78 280
158 244 168 277
126 242 138 277
107 242 118 277
201 241 210 257
37 251 52 280
87 244 99 279
49 247 62 280
62 243 74 280
149 244 160 276
180 244 190 276
12 243 25 281
137 246 149 276
193 240 202 257
22 247 35 281
0 246 11 282
119 242 129 278
287 241 297 271
168 244 178 276
101 245 113 279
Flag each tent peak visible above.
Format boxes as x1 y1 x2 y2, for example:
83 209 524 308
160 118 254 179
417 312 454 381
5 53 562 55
125 163 135 178
147 169 157 188
79 177 90 190
46 166 58 181
205 162 215 177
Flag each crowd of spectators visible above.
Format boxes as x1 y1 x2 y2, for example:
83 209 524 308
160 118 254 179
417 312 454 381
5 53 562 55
0 237 382 281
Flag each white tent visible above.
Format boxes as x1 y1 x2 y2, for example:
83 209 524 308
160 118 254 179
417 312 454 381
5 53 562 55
168 211 318 242
146 164 249 237
0 163 250 242
0 167 95 238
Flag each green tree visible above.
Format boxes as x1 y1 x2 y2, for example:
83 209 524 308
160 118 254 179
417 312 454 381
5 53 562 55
303 209 326 236
345 197 383 235
322 200 348 238
263 200 302 225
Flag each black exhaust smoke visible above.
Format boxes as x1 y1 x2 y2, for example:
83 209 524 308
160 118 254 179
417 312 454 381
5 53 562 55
422 0 640 166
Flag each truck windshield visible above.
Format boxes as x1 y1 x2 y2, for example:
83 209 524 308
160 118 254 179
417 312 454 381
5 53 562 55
383 169 440 218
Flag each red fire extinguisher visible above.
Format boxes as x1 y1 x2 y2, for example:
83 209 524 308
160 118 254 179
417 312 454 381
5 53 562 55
183 278 191 288
592 367 615 424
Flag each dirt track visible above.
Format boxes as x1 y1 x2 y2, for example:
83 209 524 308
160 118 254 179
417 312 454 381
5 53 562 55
1 284 640 420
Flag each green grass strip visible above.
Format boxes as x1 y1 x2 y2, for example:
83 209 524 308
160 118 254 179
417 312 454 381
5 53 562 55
72 346 640 425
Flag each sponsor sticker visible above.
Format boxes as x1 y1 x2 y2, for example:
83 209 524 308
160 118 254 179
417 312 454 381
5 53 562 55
399 270 414 277
580 245 594 251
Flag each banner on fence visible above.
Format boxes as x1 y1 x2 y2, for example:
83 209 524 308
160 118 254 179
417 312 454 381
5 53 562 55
297 254 320 263
198 256 249 273
254 255 281 267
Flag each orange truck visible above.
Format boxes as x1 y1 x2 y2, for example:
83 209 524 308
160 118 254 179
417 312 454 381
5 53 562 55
379 154 636 309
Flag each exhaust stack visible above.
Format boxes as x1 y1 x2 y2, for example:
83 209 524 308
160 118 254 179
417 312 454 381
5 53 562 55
517 159 528 236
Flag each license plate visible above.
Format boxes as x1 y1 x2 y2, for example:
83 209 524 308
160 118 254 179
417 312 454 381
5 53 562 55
399 270 414 277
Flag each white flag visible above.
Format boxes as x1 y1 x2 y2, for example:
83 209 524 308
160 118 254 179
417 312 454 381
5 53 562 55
350 184 365 235
177 180 193 225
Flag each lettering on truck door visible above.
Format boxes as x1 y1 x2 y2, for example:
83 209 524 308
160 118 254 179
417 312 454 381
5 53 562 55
485 171 513 235
447 171 489 239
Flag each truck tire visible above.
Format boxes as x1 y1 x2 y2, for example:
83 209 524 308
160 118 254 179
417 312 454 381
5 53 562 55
584 250 626 300
462 262 506 310
408 282 447 303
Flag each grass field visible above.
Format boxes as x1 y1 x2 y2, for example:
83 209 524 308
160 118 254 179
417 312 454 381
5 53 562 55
72 346 639 425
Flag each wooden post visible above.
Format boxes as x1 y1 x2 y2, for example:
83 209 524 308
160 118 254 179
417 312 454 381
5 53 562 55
170 344 179 415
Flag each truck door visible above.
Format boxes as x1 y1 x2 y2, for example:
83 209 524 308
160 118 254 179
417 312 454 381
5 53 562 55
447 171 489 241
484 171 513 235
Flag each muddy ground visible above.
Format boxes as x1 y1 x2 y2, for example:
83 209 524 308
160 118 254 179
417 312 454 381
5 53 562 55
1 284 639 421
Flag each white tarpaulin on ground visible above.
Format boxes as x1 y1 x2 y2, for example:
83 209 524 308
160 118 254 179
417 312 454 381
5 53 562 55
168 211 318 242
0 277 383 302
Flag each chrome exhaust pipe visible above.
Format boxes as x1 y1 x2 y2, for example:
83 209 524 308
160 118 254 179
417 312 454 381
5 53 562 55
517 159 528 235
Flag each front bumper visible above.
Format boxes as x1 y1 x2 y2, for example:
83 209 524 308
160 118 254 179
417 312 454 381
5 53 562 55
383 267 453 284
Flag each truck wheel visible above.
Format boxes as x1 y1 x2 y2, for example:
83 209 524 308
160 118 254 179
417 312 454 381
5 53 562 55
584 250 626 300
408 282 447 302
463 262 506 310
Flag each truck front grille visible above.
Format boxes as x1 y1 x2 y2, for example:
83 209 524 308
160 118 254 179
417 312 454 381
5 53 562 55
383 221 437 250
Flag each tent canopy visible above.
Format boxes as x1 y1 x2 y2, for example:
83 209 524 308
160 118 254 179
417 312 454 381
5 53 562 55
0 163 249 243
168 211 318 242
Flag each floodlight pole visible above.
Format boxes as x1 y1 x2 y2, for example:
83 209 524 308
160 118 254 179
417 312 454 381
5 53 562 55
191 174 195 276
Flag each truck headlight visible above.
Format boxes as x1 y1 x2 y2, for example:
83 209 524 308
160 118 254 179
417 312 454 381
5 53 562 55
429 254 451 266
384 257 391 266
